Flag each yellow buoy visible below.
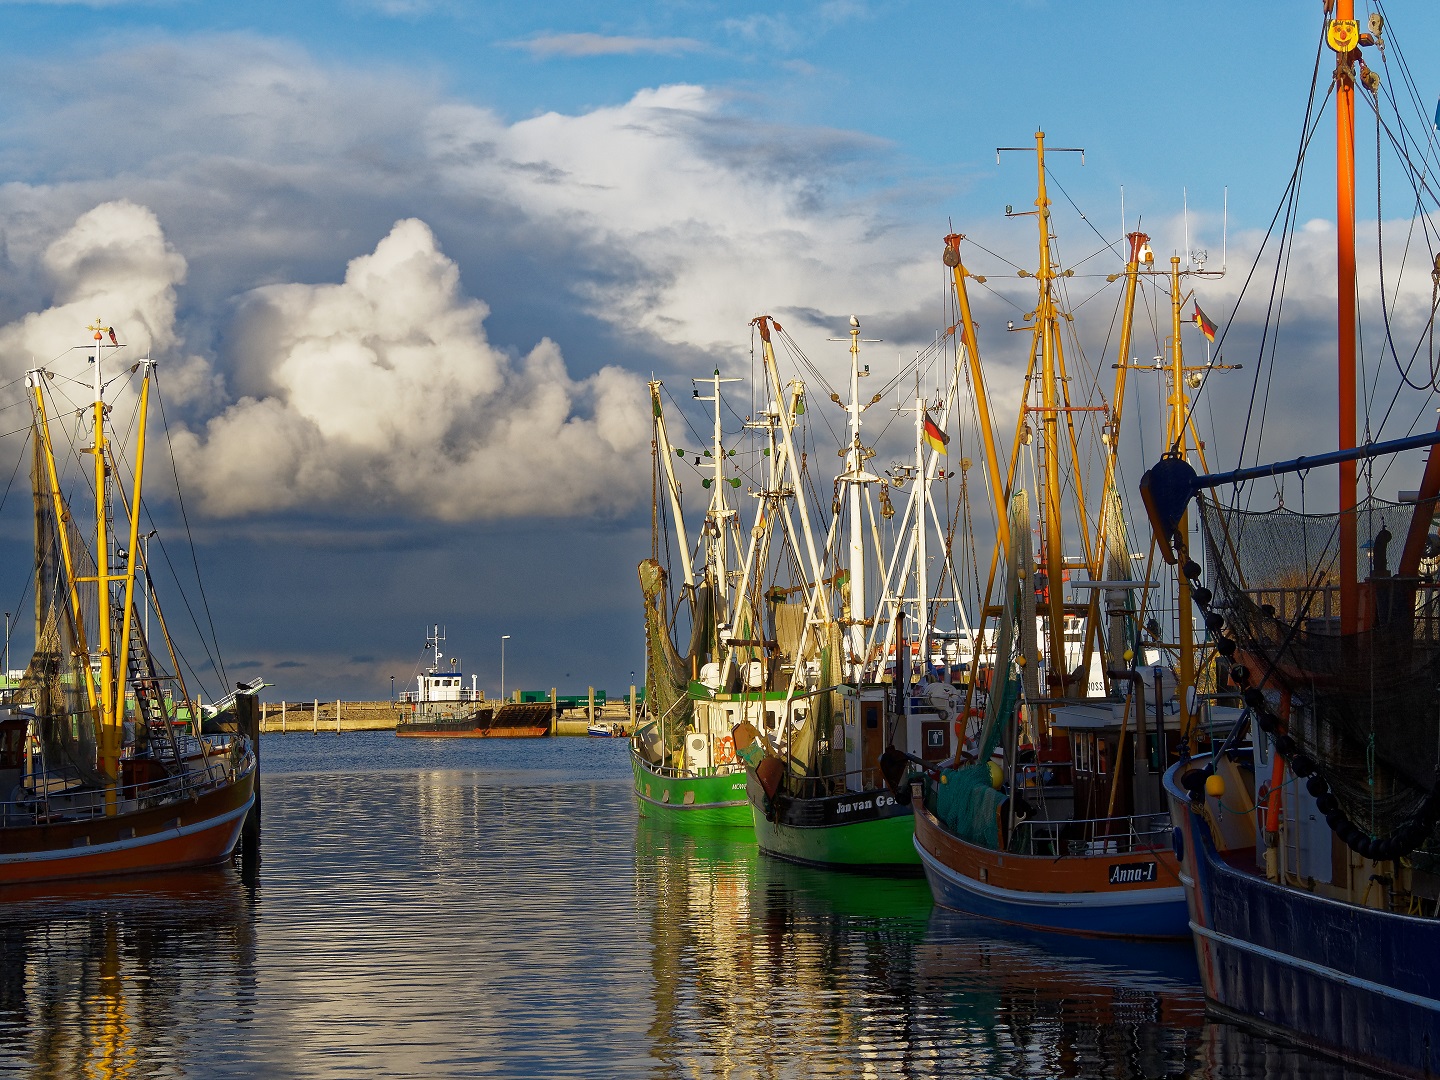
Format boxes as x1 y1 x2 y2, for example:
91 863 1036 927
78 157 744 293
1205 773 1226 799
987 761 1003 789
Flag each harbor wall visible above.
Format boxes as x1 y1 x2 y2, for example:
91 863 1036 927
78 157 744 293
258 699 635 735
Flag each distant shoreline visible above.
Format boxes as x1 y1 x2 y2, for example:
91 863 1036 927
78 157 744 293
257 699 634 735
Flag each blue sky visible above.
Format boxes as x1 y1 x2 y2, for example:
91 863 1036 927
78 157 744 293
0 0 1434 702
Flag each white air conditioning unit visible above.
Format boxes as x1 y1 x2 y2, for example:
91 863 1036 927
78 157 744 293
685 732 712 771
744 661 764 688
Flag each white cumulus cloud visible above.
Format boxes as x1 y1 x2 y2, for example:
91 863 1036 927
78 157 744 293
171 217 649 519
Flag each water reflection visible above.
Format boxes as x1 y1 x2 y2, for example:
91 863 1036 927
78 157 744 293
634 815 1361 1079
0 757 1375 1079
0 870 254 1080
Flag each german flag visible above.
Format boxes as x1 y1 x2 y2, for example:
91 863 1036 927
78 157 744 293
1192 301 1217 343
922 412 949 455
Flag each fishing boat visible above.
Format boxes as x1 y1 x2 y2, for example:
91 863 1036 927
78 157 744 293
395 625 550 737
632 372 759 827
0 324 256 887
1146 6 1440 1073
911 141 1192 937
733 314 967 872
588 721 625 738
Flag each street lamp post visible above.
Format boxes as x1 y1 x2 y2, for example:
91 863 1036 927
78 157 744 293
390 675 395 702
500 635 511 704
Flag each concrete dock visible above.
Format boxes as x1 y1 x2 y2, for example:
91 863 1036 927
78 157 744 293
259 698 635 735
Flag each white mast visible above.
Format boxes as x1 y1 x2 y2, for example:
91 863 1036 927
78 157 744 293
693 369 742 632
914 379 929 675
840 317 876 681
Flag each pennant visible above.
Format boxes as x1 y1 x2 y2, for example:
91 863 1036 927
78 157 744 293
922 412 949 455
1192 301 1217 343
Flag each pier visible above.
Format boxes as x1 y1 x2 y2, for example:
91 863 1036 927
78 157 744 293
258 689 638 735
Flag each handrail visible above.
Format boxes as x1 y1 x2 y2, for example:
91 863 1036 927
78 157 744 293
1008 810 1172 857
1 742 253 825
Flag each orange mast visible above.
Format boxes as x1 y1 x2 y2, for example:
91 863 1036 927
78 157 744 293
1335 1 1359 633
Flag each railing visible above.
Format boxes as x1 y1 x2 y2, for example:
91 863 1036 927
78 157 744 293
1244 582 1440 643
0 738 253 827
636 758 746 780
1246 586 1340 630
1009 812 1173 858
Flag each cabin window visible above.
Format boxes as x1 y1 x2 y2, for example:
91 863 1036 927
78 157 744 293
765 710 777 731
863 703 881 730
1097 739 1109 776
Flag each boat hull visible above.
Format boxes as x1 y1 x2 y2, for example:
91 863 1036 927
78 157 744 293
395 726 550 738
396 701 552 738
1167 756 1440 1077
747 773 920 873
913 797 1187 939
0 760 256 887
631 749 752 827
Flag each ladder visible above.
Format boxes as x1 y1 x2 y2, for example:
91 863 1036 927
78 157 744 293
122 610 186 778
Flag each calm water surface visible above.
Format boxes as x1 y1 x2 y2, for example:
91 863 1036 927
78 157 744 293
0 733 1360 1078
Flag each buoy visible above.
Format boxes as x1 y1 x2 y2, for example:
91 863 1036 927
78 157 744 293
987 761 1003 789
1205 773 1226 799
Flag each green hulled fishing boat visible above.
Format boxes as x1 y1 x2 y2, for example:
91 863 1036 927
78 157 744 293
730 314 975 873
631 372 758 829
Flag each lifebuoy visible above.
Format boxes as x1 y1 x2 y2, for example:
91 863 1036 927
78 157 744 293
715 735 736 765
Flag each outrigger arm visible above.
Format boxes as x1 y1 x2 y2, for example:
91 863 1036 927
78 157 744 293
1139 430 1440 563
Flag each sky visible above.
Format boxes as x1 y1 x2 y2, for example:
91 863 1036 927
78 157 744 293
0 0 1436 703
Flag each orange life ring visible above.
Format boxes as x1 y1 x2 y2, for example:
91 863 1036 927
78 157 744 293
715 735 736 765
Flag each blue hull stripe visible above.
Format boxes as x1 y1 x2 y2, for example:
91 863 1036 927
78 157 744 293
917 840 1189 939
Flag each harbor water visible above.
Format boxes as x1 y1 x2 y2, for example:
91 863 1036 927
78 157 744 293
0 734 1360 1078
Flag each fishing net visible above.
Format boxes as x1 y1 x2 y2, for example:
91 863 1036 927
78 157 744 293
929 676 1019 849
638 559 695 757
14 432 106 784
1197 495 1440 838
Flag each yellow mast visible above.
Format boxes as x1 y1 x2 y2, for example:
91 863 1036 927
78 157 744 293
1165 258 1199 739
944 234 1009 555
113 363 152 719
1031 132 1069 692
29 375 101 719
86 322 121 814
1078 231 1151 681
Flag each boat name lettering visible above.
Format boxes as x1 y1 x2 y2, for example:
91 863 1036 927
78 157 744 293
1107 861 1158 885
835 798 873 815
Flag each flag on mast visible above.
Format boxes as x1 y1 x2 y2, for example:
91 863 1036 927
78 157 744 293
922 412 949 455
1192 301 1217 343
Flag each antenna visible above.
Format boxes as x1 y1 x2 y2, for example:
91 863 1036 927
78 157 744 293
1222 186 1228 272
1120 185 1126 239
1183 187 1191 269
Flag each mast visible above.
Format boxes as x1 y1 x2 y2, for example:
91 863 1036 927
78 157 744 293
1335 1 1359 633
111 362 152 728
1032 132 1069 690
693 369 742 644
842 317 872 680
754 318 830 622
1166 256 1199 735
84 323 124 813
649 382 695 590
914 380 929 673
944 235 1008 554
